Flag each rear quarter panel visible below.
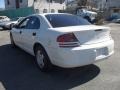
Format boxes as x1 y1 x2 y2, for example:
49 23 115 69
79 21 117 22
33 16 63 63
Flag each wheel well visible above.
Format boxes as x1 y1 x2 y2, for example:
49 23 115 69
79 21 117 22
33 43 52 66
33 43 45 54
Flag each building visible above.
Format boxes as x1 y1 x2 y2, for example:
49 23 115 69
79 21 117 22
4 0 66 13
5 0 28 9
106 0 120 9
66 0 120 10
33 0 66 13
97 0 120 10
96 0 120 17
66 0 98 10
0 8 5 11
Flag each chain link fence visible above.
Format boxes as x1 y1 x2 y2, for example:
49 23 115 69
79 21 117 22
0 7 35 18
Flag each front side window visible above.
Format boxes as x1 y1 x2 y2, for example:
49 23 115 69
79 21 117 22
18 18 30 29
18 16 40 29
45 14 91 28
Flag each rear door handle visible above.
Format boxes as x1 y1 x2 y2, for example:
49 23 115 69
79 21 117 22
32 32 36 36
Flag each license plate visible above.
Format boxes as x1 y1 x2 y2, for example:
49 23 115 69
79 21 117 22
96 47 108 56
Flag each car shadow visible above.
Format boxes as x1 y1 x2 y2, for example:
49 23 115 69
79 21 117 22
0 28 10 31
0 44 100 90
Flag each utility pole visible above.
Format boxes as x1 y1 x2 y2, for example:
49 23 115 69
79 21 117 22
32 0 35 9
32 0 35 13
49 0 51 13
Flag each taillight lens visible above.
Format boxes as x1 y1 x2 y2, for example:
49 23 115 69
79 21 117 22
57 33 80 47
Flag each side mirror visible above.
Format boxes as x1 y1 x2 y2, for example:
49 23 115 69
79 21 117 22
13 24 19 29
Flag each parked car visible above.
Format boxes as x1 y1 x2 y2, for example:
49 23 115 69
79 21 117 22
0 16 10 22
0 16 10 29
112 18 120 23
107 13 120 21
10 13 114 71
76 8 97 23
0 17 24 30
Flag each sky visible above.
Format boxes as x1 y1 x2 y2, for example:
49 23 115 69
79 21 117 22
0 0 5 8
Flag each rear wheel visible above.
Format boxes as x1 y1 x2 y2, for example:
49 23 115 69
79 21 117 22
35 46 52 72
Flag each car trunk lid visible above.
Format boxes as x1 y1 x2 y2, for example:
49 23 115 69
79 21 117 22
51 25 111 45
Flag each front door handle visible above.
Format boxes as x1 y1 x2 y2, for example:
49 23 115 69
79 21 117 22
32 32 36 36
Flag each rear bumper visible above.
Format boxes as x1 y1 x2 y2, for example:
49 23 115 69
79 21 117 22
50 39 114 68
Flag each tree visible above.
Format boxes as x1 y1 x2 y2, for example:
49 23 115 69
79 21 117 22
77 0 88 6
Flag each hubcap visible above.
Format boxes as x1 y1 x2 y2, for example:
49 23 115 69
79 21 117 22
36 50 45 68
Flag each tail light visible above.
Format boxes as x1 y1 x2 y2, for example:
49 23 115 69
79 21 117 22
57 33 80 47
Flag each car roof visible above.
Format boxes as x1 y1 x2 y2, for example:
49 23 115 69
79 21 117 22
29 13 73 17
41 13 72 16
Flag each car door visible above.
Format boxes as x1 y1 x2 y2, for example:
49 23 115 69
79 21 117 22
20 16 41 54
12 17 30 48
11 27 21 46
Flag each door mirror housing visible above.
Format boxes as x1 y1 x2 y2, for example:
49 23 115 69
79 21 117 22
13 24 19 29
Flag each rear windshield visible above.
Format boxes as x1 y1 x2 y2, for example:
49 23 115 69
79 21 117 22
45 14 91 28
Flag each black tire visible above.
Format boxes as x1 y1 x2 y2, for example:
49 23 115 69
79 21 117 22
10 33 16 48
35 45 52 72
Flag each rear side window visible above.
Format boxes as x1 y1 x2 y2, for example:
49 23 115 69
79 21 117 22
45 14 91 28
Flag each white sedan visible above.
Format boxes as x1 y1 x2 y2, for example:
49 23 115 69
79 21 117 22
0 16 10 29
10 13 114 71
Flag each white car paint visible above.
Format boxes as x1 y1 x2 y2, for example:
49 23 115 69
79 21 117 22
11 13 114 68
0 16 10 28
